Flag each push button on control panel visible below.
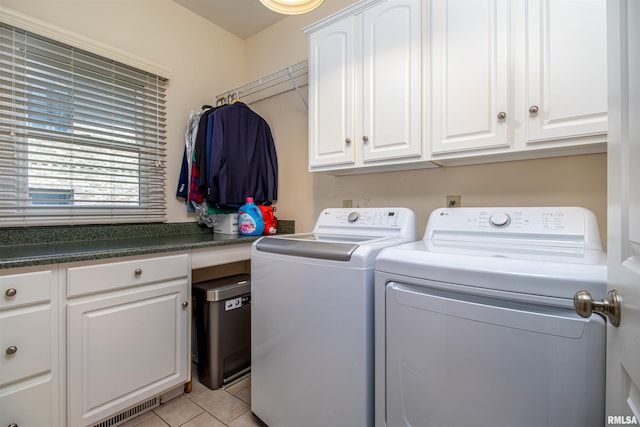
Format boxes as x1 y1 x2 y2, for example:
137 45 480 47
489 213 511 228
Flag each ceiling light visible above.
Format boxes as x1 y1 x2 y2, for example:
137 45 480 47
259 0 324 15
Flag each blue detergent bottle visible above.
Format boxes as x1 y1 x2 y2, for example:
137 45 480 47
238 197 264 236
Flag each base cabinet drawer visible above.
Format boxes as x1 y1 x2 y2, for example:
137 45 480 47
0 380 53 427
0 307 51 387
67 254 189 297
0 270 52 310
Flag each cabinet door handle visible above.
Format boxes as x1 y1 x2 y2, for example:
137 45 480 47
134 269 143 276
9 423 18 427
497 112 507 121
345 138 351 144
5 288 17 297
362 135 369 142
6 346 17 355
182 301 189 308
529 105 539 115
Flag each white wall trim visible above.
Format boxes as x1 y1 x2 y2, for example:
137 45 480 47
0 5 172 79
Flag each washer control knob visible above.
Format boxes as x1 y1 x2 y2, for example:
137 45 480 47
489 213 511 228
347 212 360 223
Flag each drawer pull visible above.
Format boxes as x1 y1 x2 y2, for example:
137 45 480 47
5 288 17 297
6 346 17 355
134 269 143 276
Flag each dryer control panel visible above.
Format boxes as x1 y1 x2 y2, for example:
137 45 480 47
425 207 603 250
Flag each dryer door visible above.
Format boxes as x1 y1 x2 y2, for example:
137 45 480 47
384 282 605 427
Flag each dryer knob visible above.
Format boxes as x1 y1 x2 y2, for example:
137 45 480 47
348 212 360 223
489 213 511 228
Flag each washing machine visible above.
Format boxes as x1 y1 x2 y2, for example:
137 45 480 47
251 207 417 427
374 207 607 427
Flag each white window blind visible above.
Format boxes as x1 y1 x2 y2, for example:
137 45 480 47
0 21 167 226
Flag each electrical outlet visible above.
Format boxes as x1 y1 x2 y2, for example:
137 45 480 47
342 199 353 208
446 195 461 208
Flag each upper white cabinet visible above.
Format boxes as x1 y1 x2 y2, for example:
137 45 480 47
431 0 509 154
306 0 608 171
430 0 608 164
307 16 356 168
525 0 608 144
306 0 433 174
360 0 422 163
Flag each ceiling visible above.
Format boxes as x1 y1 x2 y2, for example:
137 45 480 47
172 0 288 39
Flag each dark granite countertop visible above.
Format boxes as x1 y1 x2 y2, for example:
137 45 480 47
0 220 294 270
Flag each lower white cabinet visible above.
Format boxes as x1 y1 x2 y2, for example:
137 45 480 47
0 267 59 427
0 246 246 427
65 254 190 427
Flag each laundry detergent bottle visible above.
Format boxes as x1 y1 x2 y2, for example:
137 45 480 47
238 197 264 236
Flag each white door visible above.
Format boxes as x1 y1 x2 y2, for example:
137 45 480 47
605 0 640 422
361 0 422 163
430 0 509 154
526 0 608 144
308 17 356 168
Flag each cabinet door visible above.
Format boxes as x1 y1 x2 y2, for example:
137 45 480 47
526 0 607 143
361 0 422 163
431 0 509 154
308 17 356 168
67 280 189 427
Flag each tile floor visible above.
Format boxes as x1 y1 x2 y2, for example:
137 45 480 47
119 367 265 427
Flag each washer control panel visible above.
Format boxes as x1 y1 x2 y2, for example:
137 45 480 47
325 209 403 227
314 208 418 239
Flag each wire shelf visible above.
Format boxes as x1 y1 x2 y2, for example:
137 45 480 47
216 59 308 107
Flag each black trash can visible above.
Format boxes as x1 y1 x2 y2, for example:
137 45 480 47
193 274 251 390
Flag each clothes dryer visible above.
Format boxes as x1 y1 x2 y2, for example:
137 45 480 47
374 207 607 427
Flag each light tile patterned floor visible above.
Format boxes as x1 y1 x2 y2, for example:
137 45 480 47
119 368 264 427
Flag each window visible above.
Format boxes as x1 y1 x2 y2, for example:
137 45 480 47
0 21 167 226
